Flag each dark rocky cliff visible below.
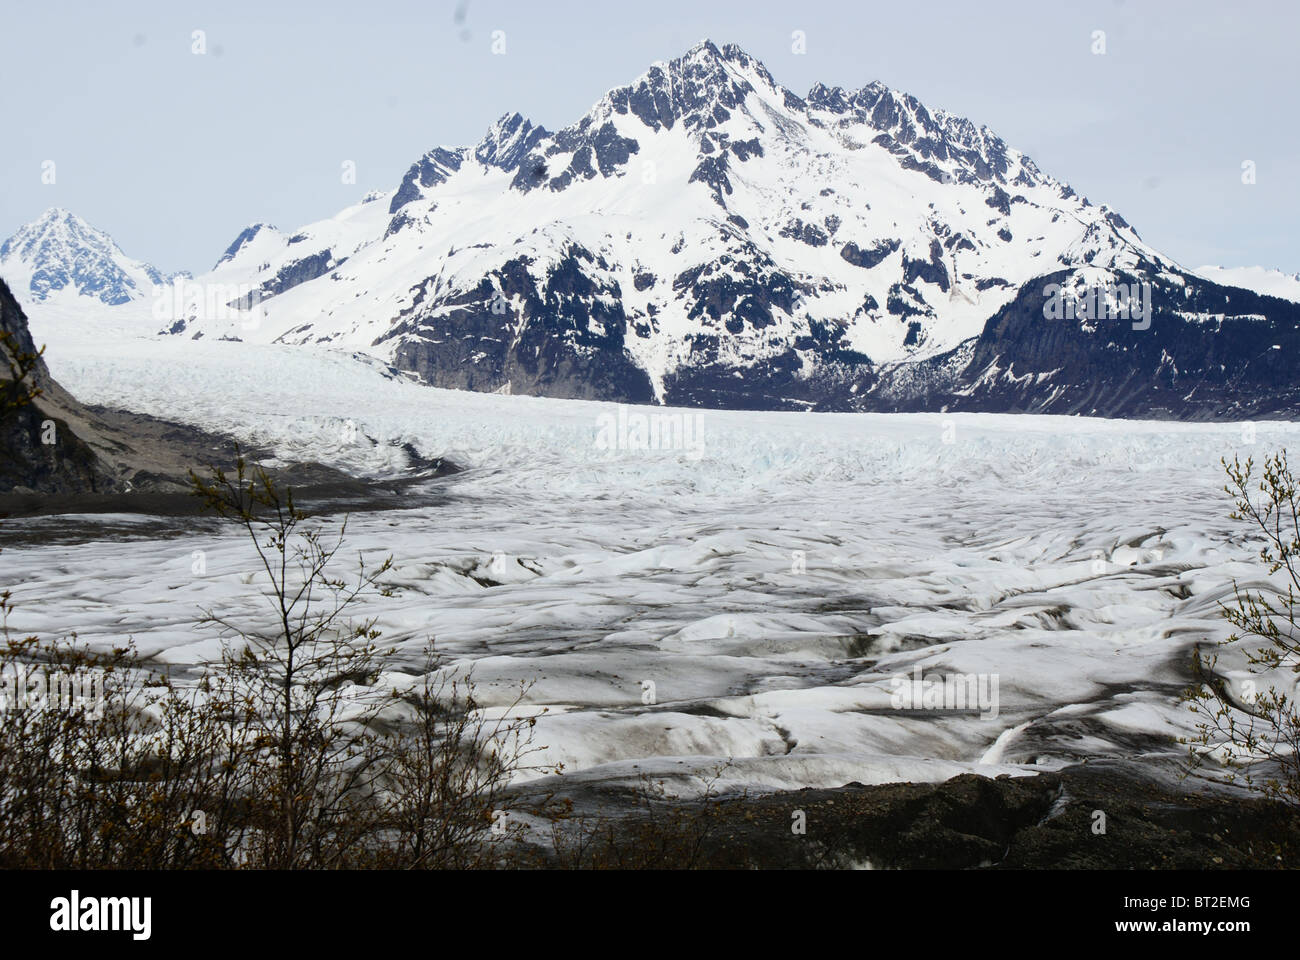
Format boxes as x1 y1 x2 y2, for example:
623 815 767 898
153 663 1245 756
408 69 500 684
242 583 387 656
869 268 1300 419
0 277 117 493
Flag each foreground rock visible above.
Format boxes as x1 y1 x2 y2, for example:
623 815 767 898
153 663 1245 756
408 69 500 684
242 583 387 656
527 762 1300 869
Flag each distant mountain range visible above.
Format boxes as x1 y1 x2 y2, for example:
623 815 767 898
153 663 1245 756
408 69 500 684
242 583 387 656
4 40 1298 419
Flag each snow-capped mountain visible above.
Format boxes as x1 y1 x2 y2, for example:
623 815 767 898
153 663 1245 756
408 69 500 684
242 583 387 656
7 41 1299 418
0 207 181 307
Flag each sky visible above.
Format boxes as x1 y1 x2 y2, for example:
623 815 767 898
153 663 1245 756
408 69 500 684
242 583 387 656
2 0 1296 275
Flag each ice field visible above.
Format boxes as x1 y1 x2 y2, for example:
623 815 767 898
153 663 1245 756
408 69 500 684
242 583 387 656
2 308 1295 796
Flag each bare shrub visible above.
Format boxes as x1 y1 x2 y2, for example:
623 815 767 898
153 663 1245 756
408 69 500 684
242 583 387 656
1184 451 1300 806
0 450 543 868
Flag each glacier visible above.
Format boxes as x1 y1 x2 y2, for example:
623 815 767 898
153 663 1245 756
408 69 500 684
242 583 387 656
0 302 1290 798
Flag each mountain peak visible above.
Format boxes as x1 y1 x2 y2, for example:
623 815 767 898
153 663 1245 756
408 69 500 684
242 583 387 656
678 38 761 69
214 222 279 270
563 38 786 145
664 38 781 93
26 206 99 234
474 112 549 171
0 208 170 306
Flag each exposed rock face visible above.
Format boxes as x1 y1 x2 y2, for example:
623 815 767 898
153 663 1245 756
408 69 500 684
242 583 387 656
214 222 274 269
870 269 1300 419
0 399 108 495
250 250 338 303
390 148 467 214
0 277 117 493
378 246 655 402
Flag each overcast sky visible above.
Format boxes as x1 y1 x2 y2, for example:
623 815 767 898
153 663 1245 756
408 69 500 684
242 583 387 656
3 0 1296 275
